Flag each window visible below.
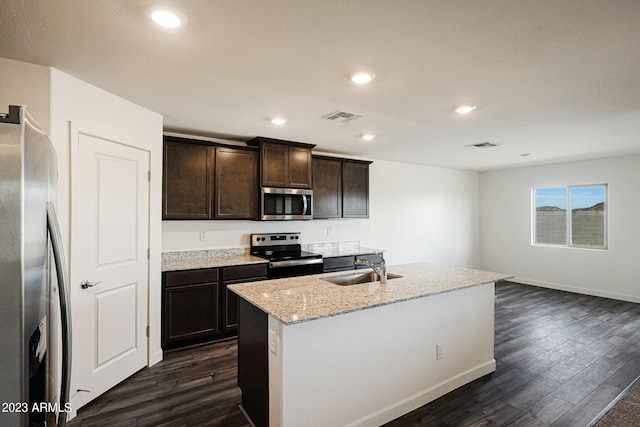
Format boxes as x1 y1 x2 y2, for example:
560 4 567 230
533 184 607 249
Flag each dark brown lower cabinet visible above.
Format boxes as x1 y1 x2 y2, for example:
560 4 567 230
162 268 220 349
221 263 267 331
162 263 268 350
355 253 382 269
323 255 356 272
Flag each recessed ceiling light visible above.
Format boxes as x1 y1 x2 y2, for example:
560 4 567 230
271 117 287 125
362 134 376 141
351 72 375 85
455 104 477 114
149 8 186 28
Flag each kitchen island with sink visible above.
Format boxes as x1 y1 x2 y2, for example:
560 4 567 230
229 262 512 427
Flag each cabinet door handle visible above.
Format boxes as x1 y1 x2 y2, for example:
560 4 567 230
81 280 102 289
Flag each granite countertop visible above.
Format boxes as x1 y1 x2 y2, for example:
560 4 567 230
161 248 267 272
162 241 382 272
228 262 513 325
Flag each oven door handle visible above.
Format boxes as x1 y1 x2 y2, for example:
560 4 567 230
270 258 324 268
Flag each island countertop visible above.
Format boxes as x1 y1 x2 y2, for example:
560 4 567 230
228 262 512 325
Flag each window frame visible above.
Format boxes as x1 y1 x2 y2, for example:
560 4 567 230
532 184 608 250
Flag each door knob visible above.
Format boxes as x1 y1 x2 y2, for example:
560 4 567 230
81 280 102 289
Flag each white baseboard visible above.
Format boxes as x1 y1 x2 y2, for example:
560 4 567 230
347 359 497 427
510 277 640 304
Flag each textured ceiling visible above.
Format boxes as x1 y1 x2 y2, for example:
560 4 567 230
1 0 639 171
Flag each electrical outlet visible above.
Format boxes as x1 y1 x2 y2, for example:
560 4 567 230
199 231 208 241
269 329 278 355
327 226 334 236
436 343 445 360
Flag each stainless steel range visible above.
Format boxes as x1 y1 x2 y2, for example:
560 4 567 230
250 232 323 279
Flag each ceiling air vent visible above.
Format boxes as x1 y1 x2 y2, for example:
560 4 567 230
321 110 363 123
465 141 501 148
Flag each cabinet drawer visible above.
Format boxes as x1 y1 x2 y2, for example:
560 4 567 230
323 256 355 272
222 263 267 282
164 268 219 287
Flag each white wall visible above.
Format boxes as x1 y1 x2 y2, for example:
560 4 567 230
0 57 50 132
49 69 164 369
162 159 480 268
480 154 640 302
269 283 495 426
369 160 479 267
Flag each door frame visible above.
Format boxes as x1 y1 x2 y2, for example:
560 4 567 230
68 122 152 412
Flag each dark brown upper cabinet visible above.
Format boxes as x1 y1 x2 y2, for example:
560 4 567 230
163 137 258 220
215 147 258 219
313 156 371 219
342 160 371 218
164 135 372 220
247 137 315 189
163 140 214 219
312 157 342 219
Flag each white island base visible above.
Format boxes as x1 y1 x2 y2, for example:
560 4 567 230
239 281 496 427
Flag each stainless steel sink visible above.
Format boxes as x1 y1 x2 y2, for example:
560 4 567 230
321 272 402 286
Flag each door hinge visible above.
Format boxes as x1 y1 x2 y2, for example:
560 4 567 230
147 248 150 259
146 326 150 337
148 170 151 182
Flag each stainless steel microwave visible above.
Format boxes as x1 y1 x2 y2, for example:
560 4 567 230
260 187 313 220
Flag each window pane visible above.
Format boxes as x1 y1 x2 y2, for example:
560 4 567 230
571 186 606 248
535 187 567 245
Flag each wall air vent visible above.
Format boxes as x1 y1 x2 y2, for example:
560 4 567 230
321 110 363 123
465 142 501 148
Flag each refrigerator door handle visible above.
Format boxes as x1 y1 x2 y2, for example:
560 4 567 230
47 202 72 427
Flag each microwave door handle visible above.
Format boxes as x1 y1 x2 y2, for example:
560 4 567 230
302 194 308 215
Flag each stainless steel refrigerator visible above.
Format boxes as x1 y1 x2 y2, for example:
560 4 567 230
1 105 72 427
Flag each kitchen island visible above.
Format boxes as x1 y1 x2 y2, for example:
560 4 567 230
229 262 512 427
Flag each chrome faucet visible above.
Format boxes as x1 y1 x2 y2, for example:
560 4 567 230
355 253 387 284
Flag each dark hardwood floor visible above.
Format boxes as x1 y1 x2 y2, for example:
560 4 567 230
66 339 248 427
68 281 640 426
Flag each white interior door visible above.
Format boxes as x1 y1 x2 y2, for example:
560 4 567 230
70 126 150 411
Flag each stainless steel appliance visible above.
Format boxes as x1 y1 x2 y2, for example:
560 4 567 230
250 232 323 278
260 187 313 220
0 105 72 427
